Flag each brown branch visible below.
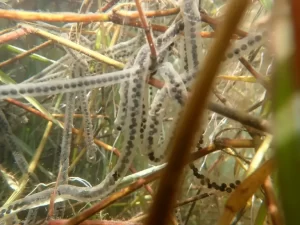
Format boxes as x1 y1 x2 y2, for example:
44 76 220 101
0 7 177 24
0 27 32 44
213 138 255 148
239 57 270 90
134 0 157 62
112 9 243 38
262 176 284 225
176 192 214 207
61 170 161 225
0 40 53 68
111 17 215 38
0 8 245 47
48 168 63 219
101 0 122 12
144 1 250 225
200 12 248 38
0 9 110 22
128 191 216 223
0 27 16 36
207 102 271 133
49 220 142 225
0 8 247 39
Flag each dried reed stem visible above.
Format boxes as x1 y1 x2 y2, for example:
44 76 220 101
19 24 125 69
145 1 250 225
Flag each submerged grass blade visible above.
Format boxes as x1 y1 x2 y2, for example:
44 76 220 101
4 44 55 64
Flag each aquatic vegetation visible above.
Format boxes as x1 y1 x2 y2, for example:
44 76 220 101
0 0 294 224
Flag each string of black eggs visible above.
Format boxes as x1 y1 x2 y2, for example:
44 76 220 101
189 135 241 193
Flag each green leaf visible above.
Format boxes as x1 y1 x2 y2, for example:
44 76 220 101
274 56 300 225
5 44 55 64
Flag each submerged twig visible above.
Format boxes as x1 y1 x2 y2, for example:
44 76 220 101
145 1 250 225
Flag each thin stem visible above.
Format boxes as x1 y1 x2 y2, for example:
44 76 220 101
262 176 284 225
100 0 122 12
49 220 143 225
20 24 124 69
0 9 110 22
52 114 108 119
0 27 31 44
134 0 157 63
239 57 270 90
183 189 202 225
114 7 179 20
0 40 53 68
